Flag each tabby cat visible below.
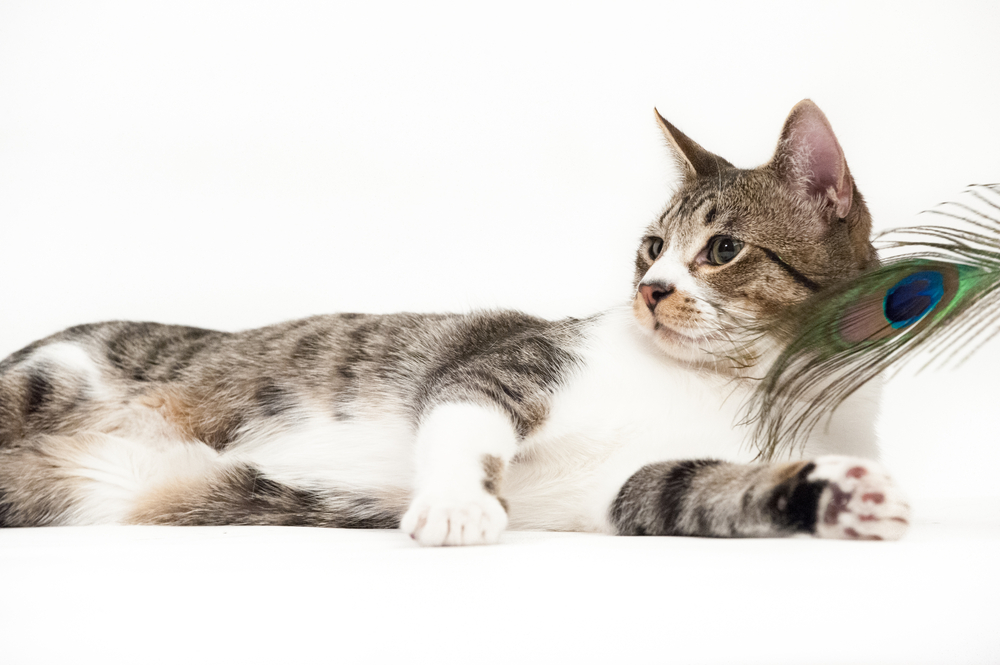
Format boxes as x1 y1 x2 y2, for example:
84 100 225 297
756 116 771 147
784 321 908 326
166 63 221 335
0 99 909 544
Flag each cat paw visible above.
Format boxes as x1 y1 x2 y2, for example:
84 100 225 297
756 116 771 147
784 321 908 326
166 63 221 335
400 493 508 546
809 456 910 541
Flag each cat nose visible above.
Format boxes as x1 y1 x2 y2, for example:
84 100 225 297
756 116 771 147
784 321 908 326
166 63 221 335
639 281 675 312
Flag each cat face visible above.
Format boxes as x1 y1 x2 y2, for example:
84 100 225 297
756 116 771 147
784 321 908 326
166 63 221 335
632 100 878 366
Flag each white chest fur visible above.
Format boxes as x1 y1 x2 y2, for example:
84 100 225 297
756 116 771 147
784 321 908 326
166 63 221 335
503 309 880 532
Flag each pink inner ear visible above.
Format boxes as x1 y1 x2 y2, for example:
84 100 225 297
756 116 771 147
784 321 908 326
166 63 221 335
799 116 841 191
792 112 852 217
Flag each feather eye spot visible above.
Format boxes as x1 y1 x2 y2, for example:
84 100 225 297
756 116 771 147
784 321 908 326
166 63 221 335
883 271 944 328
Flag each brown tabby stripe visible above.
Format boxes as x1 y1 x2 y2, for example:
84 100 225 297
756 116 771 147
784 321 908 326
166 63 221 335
760 248 822 292
127 465 404 528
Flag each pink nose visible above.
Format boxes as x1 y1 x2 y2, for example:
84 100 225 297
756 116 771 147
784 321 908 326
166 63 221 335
639 282 675 313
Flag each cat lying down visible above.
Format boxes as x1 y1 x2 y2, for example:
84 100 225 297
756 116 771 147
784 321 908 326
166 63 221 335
0 99 909 544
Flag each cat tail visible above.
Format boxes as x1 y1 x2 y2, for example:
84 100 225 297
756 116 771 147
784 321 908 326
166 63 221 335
743 184 1000 459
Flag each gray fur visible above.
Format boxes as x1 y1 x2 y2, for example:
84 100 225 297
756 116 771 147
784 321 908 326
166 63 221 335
0 312 589 526
0 313 589 446
610 459 826 537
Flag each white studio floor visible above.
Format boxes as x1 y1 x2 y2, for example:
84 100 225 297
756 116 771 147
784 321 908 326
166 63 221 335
2 497 999 665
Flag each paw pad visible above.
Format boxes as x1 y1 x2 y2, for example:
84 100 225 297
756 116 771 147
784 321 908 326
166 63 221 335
809 456 910 541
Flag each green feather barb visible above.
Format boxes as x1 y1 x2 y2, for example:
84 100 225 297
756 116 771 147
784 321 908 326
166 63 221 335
746 184 1000 460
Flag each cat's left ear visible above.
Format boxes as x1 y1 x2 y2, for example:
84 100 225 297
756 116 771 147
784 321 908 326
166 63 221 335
655 109 734 180
770 99 853 219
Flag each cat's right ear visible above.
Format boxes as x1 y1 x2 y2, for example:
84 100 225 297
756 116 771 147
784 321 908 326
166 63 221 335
655 109 734 181
770 99 854 219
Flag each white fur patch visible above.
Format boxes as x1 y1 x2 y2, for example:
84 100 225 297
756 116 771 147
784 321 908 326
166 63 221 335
29 342 106 395
400 403 517 546
233 409 415 491
504 309 753 532
61 434 220 524
30 342 96 373
638 246 701 296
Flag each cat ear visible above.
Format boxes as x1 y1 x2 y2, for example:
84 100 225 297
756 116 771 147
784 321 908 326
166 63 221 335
771 99 853 218
654 109 734 180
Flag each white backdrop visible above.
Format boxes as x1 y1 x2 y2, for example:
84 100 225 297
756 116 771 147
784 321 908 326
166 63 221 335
3 2 999 333
2 3 1000 664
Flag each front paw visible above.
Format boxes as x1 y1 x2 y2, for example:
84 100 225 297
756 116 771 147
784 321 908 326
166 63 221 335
809 456 910 541
400 493 508 546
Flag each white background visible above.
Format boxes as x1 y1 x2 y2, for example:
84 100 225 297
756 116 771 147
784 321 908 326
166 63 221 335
1 3 999 663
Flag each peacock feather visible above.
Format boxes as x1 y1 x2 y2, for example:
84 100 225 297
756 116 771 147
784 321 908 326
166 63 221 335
746 184 1000 460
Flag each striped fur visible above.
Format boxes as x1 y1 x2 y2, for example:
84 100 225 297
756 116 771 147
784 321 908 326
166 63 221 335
610 457 907 540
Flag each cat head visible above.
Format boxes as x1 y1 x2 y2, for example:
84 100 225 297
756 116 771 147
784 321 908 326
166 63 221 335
632 99 878 367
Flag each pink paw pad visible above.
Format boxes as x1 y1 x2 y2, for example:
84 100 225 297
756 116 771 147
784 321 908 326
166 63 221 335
810 456 910 541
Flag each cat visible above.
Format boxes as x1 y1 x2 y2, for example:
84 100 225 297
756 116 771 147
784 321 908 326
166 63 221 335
0 99 909 545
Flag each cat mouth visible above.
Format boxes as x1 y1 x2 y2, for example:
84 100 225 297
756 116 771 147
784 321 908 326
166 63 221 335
652 322 720 347
631 295 727 355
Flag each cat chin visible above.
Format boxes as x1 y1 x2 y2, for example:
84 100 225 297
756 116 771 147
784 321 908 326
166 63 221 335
651 327 727 363
648 332 761 376
635 318 728 364
628 308 754 371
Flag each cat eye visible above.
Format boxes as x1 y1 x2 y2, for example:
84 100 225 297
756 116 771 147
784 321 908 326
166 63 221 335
647 237 664 260
706 235 744 265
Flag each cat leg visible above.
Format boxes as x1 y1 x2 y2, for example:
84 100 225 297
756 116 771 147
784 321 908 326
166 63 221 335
128 463 405 528
610 455 910 540
0 432 221 526
401 403 517 546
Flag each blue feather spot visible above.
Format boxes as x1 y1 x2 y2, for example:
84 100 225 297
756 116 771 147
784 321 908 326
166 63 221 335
883 271 944 329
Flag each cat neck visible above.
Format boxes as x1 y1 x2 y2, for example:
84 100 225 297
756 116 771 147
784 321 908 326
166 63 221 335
586 306 774 382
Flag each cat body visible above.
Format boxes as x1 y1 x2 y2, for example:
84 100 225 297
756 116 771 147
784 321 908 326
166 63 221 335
0 100 909 543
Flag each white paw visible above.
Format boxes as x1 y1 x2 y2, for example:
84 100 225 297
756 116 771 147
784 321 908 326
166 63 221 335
400 493 508 547
809 456 910 541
